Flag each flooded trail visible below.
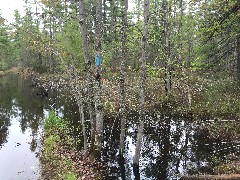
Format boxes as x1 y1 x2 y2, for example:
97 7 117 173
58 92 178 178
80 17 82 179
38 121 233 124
1 73 240 179
0 74 43 179
0 74 70 179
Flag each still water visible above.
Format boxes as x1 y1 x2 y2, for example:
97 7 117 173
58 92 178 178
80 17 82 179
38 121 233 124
0 74 41 179
0 74 239 180
0 74 73 179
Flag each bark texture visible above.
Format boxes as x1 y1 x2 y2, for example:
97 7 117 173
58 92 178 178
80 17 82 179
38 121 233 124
94 0 103 159
133 0 149 167
162 0 171 95
79 0 95 155
237 32 240 81
119 0 128 156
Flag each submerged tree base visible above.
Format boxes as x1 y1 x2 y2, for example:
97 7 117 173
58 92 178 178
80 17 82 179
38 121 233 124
133 163 140 180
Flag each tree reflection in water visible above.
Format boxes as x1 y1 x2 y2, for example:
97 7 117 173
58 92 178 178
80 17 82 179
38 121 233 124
101 111 234 180
1 74 238 179
0 110 10 148
0 74 67 152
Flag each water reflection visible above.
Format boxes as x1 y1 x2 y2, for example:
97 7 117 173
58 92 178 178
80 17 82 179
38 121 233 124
0 74 74 179
101 112 240 180
0 74 42 148
0 106 41 179
0 109 10 149
0 74 42 179
1 74 239 179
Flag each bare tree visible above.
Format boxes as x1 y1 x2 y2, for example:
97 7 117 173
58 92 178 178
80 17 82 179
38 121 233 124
79 0 95 155
94 0 103 159
133 0 150 169
119 0 128 156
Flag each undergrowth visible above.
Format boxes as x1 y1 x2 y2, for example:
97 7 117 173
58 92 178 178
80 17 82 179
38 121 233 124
40 111 105 180
40 111 77 180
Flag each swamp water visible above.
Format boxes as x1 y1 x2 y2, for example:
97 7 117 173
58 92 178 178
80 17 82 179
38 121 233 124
0 74 239 180
0 74 74 179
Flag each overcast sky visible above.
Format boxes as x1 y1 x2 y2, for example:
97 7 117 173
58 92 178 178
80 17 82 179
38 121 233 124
0 0 26 23
0 0 135 23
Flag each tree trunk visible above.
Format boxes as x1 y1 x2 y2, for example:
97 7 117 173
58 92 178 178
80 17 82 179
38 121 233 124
162 0 171 95
133 0 149 169
119 0 128 156
94 0 103 159
49 12 56 73
110 0 117 68
237 33 240 81
79 0 95 154
103 0 107 43
79 97 87 157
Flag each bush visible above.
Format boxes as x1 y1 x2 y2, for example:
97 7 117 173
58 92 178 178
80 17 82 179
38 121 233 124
44 111 67 135
41 111 77 179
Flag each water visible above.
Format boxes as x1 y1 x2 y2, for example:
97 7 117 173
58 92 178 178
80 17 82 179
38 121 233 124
1 74 239 180
0 74 40 179
0 74 74 179
101 111 240 179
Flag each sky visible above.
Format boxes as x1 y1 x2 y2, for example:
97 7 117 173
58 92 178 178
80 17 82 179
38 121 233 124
0 0 135 24
0 0 26 23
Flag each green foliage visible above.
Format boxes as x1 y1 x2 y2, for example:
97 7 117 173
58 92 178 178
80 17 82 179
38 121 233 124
0 16 14 70
195 0 240 71
64 173 76 180
41 111 78 179
44 111 67 135
43 134 60 158
146 64 164 78
190 57 205 71
190 73 240 118
54 10 84 71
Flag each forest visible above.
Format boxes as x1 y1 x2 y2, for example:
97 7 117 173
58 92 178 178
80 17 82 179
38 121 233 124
0 0 240 179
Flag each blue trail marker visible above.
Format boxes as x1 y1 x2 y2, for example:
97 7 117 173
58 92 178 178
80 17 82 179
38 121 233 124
95 55 101 66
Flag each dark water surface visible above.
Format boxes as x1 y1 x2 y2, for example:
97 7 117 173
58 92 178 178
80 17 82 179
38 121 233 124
0 74 42 179
1 74 239 180
0 74 75 179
